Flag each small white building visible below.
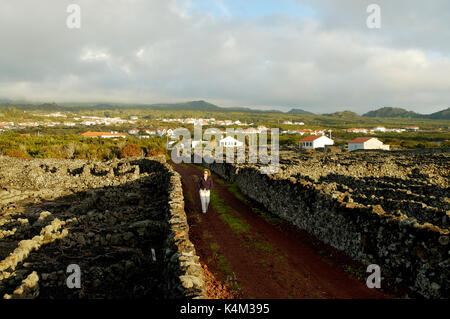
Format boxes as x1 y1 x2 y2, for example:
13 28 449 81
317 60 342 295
128 128 140 135
143 129 156 135
166 129 175 137
347 128 368 134
348 137 390 152
373 126 387 132
219 136 244 148
300 135 334 149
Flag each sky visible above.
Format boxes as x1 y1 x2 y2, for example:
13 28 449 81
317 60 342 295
0 0 449 114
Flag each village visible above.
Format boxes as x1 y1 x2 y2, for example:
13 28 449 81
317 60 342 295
0 111 427 152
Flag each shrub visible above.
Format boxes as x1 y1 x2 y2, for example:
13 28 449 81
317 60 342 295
120 143 142 158
146 148 164 157
6 148 30 158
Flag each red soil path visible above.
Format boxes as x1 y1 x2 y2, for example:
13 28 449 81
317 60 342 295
172 162 391 299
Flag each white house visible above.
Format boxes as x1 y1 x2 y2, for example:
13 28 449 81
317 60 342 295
219 136 244 148
166 129 175 137
156 128 166 136
128 128 140 135
347 128 368 134
300 135 334 149
143 129 156 135
374 126 387 132
348 137 390 152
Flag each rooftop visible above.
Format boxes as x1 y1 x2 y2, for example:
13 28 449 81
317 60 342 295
300 135 326 142
349 137 375 143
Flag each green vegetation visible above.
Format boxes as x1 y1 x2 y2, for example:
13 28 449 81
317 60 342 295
212 178 246 202
202 232 236 284
0 132 164 160
210 189 250 234
217 255 234 276
210 189 230 213
219 213 251 235
344 265 367 281
209 184 280 259
251 241 275 253
227 183 246 202
252 208 283 225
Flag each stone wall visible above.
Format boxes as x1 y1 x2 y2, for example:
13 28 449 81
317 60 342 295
162 160 206 298
202 151 449 298
0 155 205 299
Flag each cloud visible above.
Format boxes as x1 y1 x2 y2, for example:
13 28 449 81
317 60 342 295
0 0 448 113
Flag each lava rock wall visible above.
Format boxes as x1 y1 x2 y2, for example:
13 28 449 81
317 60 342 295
0 155 205 299
203 151 449 298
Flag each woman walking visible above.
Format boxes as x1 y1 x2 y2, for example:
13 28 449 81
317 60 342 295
198 169 213 214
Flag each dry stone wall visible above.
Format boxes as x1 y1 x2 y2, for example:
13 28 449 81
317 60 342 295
203 151 449 298
0 155 205 299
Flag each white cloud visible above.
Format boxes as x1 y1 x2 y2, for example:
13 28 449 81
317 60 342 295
0 0 448 113
80 49 111 62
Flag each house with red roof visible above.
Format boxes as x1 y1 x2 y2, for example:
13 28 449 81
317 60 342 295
300 135 334 149
348 137 389 152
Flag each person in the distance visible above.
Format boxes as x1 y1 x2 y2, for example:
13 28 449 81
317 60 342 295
198 169 213 214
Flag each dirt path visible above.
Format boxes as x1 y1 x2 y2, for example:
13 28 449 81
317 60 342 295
172 162 391 299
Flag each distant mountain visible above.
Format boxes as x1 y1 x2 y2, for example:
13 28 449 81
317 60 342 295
427 107 450 120
363 107 422 118
147 100 221 111
0 99 282 113
0 102 63 111
363 107 450 120
323 110 360 118
2 98 448 119
287 108 314 115
88 101 283 113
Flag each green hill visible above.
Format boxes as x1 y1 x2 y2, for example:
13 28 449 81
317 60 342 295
427 107 450 120
363 107 449 120
323 110 361 118
287 108 314 115
363 107 422 118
